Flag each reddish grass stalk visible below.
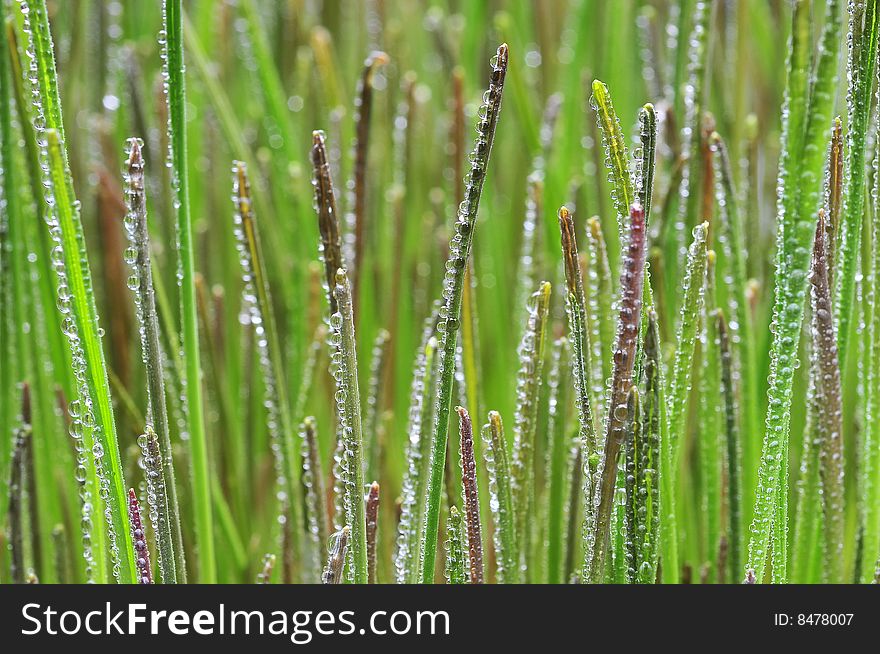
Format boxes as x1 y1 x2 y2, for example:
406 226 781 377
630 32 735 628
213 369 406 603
457 406 484 583
128 489 153 585
366 481 380 584
588 201 647 582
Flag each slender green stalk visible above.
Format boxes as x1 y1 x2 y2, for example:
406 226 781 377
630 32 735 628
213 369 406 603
559 207 598 471
638 310 663 583
860 98 880 583
123 139 183 584
394 315 436 583
482 411 517 583
585 217 613 417
545 338 571 584
365 329 390 482
716 311 742 584
710 132 760 507
444 507 467 585
300 417 328 580
623 387 641 584
162 0 214 583
590 79 633 238
330 270 367 584
420 44 508 583
661 221 709 583
587 202 647 583
232 161 304 578
347 51 388 316
511 281 551 573
836 0 877 364
698 252 722 582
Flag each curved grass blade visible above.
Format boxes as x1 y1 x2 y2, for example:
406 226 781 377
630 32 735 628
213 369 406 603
19 0 137 583
587 202 647 583
420 44 508 583
457 407 483 584
661 221 709 583
162 0 214 582
123 139 183 584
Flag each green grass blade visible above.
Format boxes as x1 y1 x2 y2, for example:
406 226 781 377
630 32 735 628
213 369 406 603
835 0 877 365
545 338 571 584
716 311 743 584
420 44 508 583
330 270 367 584
747 0 843 584
483 411 517 583
232 161 304 578
638 310 663 583
123 139 183 584
661 221 709 583
19 0 135 584
511 281 551 578
162 0 214 583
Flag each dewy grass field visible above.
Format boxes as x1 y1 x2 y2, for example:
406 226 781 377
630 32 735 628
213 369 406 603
0 0 878 585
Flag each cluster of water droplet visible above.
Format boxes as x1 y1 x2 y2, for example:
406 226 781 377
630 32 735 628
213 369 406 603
443 508 466 584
